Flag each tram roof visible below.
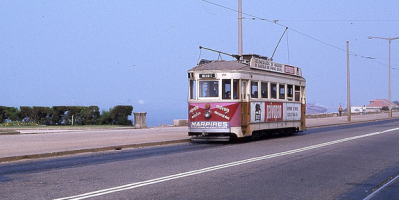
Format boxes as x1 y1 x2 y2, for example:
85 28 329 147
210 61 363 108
189 55 304 78
189 60 250 71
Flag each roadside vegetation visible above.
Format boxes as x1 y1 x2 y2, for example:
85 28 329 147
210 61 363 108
0 121 39 127
0 105 133 126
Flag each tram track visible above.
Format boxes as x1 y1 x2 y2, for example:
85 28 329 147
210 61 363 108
363 174 399 200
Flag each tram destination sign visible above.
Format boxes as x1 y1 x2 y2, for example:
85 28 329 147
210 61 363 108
199 74 216 78
249 58 302 77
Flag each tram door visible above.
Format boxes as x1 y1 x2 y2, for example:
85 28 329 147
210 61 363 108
241 80 250 135
301 86 306 131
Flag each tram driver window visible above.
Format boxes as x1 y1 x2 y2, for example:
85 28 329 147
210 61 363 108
222 79 231 99
199 81 218 98
279 84 285 100
271 83 277 99
251 81 258 98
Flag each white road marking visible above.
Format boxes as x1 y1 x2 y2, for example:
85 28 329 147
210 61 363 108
55 127 399 200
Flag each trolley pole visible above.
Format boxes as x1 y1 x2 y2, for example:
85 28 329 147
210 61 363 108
347 41 351 122
238 0 243 57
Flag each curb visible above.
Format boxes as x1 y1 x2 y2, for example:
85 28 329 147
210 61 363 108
0 131 20 135
0 139 191 163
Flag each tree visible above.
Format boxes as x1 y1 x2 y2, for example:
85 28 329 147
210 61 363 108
99 109 112 125
64 106 79 125
0 106 5 123
20 106 33 122
32 107 52 125
111 105 133 125
82 106 100 125
52 106 67 125
3 107 19 122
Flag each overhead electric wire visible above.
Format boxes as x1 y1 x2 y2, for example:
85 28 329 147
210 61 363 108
201 0 399 71
274 19 399 22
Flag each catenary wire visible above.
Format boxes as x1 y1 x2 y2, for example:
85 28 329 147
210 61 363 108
201 0 399 71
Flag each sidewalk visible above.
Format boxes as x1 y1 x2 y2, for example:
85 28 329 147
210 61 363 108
306 111 399 128
0 112 398 163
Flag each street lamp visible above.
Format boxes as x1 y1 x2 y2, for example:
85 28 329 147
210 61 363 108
368 36 399 118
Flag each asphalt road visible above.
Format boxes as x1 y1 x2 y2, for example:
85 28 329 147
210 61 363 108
1 120 399 199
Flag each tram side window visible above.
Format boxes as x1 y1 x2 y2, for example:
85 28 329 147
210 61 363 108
287 84 293 101
222 79 231 99
261 82 268 98
199 81 218 97
190 80 196 100
271 83 277 99
251 81 258 98
295 85 301 101
279 84 285 100
233 79 239 99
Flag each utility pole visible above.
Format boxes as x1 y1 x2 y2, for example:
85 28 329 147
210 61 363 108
368 36 399 118
347 41 351 121
238 0 243 57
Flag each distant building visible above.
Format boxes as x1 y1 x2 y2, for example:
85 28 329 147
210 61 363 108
366 99 399 112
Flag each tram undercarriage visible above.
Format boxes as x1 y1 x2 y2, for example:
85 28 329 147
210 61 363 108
189 133 235 142
189 126 301 142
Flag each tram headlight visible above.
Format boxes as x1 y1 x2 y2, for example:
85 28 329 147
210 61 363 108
204 110 211 118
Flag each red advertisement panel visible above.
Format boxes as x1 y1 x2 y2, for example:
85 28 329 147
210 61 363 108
188 102 240 127
265 102 283 122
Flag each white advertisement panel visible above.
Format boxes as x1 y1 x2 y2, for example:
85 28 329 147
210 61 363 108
250 102 301 123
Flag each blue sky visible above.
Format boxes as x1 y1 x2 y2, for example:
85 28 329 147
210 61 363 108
1 1 399 125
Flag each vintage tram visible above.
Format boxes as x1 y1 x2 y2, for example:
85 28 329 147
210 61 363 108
187 54 306 141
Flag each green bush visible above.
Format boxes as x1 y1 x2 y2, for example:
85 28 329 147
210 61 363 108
0 105 133 126
111 105 133 125
20 106 33 123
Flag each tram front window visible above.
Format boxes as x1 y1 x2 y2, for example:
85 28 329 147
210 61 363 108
190 80 196 100
199 81 219 97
